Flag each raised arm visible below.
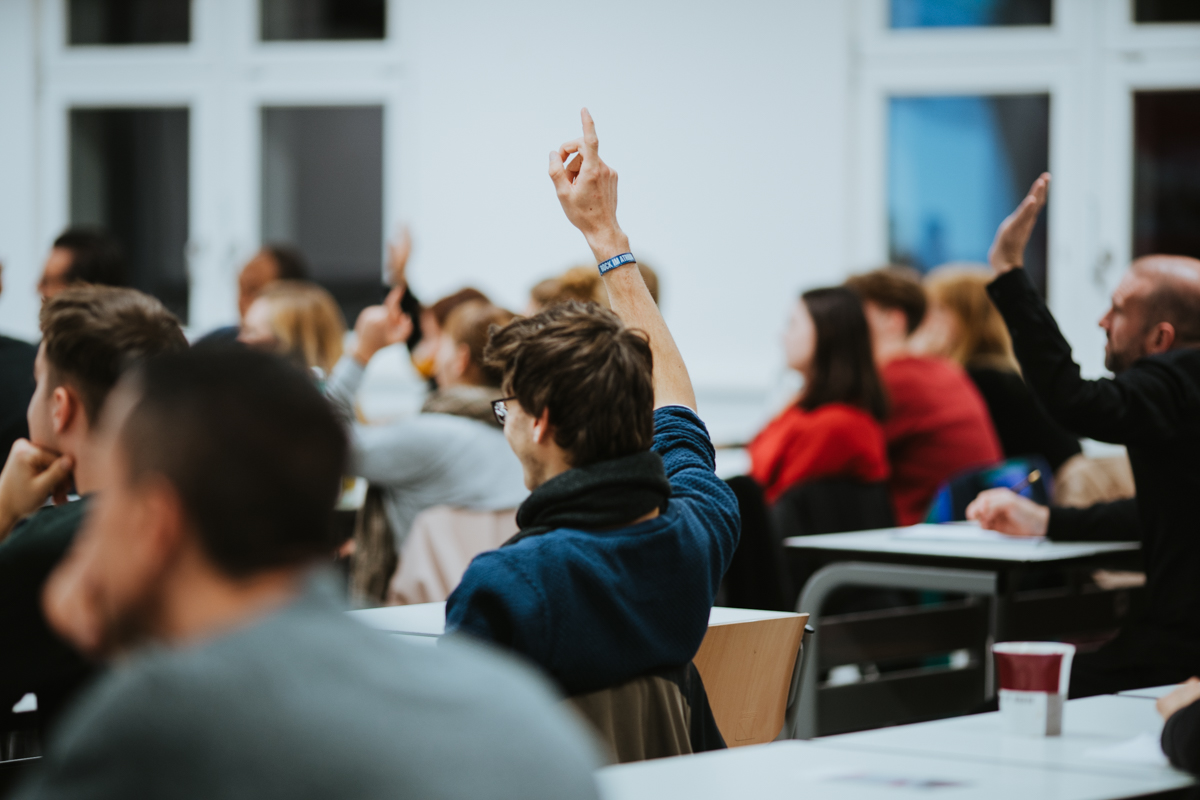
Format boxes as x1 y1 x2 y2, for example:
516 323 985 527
548 109 696 411
985 174 1194 442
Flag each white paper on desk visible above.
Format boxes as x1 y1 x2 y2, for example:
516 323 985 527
1083 733 1169 767
892 524 1046 545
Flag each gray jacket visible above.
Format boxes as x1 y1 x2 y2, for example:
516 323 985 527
13 573 602 799
326 356 528 548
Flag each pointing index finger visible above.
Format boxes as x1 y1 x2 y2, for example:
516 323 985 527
581 108 599 157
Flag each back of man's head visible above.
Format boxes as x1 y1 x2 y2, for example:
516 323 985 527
53 227 129 288
1134 255 1200 347
40 286 188 423
121 348 348 577
845 267 928 334
485 302 654 467
262 243 311 282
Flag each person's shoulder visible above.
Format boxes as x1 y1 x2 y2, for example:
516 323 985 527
811 402 880 428
2 498 88 553
0 334 37 360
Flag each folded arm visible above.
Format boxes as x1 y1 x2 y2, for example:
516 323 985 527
549 109 695 411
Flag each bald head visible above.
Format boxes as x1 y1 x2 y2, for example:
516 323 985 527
1101 255 1200 373
1133 256 1200 346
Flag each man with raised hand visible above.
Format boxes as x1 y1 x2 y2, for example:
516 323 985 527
969 173 1200 697
14 347 601 799
445 110 740 721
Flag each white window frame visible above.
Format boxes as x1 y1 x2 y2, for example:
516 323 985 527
36 0 411 332
850 0 1200 378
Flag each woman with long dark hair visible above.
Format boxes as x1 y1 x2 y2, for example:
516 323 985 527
748 286 890 503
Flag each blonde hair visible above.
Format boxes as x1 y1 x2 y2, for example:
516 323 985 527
255 280 346 373
924 264 1019 373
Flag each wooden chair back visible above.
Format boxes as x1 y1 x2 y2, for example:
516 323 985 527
693 613 808 746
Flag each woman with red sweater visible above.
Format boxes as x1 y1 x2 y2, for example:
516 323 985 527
749 287 890 504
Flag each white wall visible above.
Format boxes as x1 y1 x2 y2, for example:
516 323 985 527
0 0 41 338
0 0 854 412
398 0 854 395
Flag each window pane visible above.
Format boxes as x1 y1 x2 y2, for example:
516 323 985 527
70 108 190 321
68 0 190 45
1135 0 1200 23
261 0 386 41
888 94 1049 294
262 106 384 323
890 0 1051 28
1134 91 1200 260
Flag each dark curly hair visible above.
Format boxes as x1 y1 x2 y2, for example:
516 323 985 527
484 302 654 467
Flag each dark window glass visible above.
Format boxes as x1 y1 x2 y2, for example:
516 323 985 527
888 94 1050 294
262 106 384 323
891 0 1051 28
261 0 386 41
70 108 190 321
1133 91 1200 260
1135 0 1200 23
68 0 190 45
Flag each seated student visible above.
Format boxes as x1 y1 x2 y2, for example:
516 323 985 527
969 173 1200 697
37 227 128 301
239 280 347 376
11 348 601 799
845 268 1002 525
914 264 1082 477
1157 679 1200 774
748 286 889 504
409 287 490 382
0 287 187 725
0 261 37 460
198 243 311 343
446 110 740 698
326 291 527 553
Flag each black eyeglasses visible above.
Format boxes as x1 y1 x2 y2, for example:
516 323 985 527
491 396 517 426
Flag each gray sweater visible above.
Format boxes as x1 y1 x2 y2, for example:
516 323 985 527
327 356 528 548
13 573 602 799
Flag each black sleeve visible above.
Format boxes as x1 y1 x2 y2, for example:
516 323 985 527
1047 498 1141 542
988 269 1194 444
0 514 93 718
1163 700 1200 774
968 367 1081 471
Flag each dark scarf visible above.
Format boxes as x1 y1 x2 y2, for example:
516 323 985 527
505 451 672 546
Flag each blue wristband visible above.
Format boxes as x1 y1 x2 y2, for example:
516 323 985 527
597 252 636 275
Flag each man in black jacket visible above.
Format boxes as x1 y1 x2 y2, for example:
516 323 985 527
969 172 1200 698
0 287 187 725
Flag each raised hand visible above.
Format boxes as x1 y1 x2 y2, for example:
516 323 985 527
0 439 75 540
352 286 413 366
988 172 1050 275
387 225 413 292
548 108 628 262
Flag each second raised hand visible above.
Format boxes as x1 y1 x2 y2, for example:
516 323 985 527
988 172 1051 275
548 108 628 262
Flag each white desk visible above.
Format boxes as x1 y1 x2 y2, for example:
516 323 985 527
1120 685 1179 700
595 738 1191 800
785 525 1138 563
350 601 448 636
348 602 798 637
821 695 1180 779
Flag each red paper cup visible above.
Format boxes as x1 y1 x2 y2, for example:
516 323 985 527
992 642 1076 736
